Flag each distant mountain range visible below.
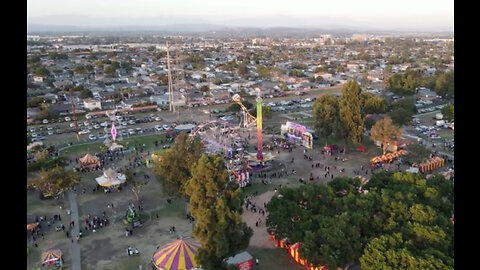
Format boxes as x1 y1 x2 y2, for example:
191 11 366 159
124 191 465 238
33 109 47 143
27 23 453 36
27 13 453 35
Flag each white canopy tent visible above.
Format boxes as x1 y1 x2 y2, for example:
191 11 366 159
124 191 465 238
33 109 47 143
95 168 126 187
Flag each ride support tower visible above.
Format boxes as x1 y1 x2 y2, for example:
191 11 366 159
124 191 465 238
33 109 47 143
256 94 263 161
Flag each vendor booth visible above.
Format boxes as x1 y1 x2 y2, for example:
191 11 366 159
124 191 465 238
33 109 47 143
226 251 253 270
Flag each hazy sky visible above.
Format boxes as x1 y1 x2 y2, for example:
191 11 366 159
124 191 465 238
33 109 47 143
27 0 454 30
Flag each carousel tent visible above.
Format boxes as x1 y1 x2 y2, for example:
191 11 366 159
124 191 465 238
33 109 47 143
152 238 201 270
79 153 100 167
27 223 37 231
41 249 62 265
95 168 126 187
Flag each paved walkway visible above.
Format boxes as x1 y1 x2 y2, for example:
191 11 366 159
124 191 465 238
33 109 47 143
68 190 81 270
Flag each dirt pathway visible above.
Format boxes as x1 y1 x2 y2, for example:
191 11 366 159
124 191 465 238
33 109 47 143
67 190 81 270
242 190 276 249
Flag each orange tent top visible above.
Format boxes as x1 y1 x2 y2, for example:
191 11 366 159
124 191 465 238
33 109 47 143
79 153 100 165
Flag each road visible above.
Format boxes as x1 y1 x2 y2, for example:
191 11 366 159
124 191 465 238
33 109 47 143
68 190 81 270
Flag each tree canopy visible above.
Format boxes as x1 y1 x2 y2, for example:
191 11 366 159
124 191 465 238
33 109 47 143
152 132 204 197
404 143 431 165
370 116 402 155
266 172 454 270
361 93 387 115
237 64 249 78
185 154 253 270
389 98 417 126
313 94 340 144
338 80 364 149
31 166 80 197
441 103 454 121
433 71 454 98
386 69 424 96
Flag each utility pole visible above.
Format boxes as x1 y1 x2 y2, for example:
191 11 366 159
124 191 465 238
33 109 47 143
70 88 79 141
166 42 175 112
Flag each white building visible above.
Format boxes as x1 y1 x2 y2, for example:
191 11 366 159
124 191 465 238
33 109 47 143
33 76 44 83
83 98 102 110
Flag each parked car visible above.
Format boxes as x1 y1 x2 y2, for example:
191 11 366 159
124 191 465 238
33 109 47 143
88 134 97 141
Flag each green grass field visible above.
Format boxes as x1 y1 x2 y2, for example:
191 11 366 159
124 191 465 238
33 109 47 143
437 129 454 140
60 134 168 158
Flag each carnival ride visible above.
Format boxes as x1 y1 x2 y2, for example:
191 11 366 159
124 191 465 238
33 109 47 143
231 92 275 168
103 110 124 151
41 249 63 268
190 119 244 157
124 204 142 227
79 153 101 171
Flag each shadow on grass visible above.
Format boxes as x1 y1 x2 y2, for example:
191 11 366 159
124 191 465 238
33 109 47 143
150 200 187 220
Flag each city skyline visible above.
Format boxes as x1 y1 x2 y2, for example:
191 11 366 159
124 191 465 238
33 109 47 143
27 0 454 32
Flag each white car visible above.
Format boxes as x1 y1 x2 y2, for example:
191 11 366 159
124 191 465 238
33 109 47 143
93 125 100 129
128 129 135 135
42 119 49 124
155 125 163 131
30 128 35 132
154 117 162 121
47 131 54 135
65 117 71 122
78 129 90 135
85 114 92 119
128 120 136 125
96 133 106 139
100 121 108 127
84 121 90 126
31 133 37 138
88 134 97 140
121 122 128 126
